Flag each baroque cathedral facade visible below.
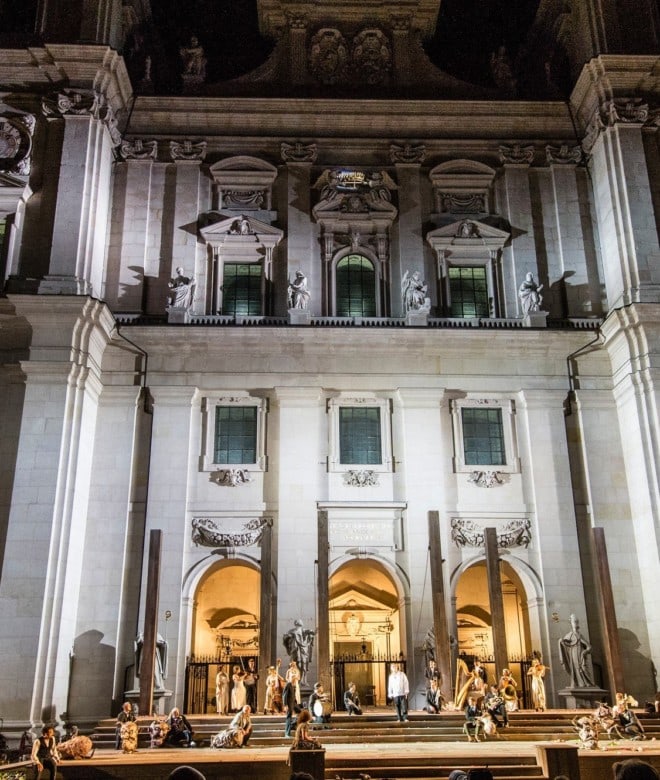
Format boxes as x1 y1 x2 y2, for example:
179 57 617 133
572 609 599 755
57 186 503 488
0 0 659 733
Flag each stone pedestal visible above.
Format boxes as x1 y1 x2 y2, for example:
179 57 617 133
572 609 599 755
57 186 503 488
167 306 191 324
288 308 311 325
288 748 325 780
523 311 548 327
405 307 430 327
558 686 609 709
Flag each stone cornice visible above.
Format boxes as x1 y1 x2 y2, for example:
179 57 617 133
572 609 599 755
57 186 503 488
0 45 132 117
127 96 576 140
257 0 440 38
570 55 660 135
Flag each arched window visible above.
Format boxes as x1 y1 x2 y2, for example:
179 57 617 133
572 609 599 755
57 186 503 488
336 254 376 317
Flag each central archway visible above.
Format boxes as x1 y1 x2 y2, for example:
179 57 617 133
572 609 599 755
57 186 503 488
329 558 403 708
188 561 260 713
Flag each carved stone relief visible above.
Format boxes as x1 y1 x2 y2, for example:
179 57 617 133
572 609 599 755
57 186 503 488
390 143 426 164
169 140 207 161
499 144 535 165
450 517 531 548
281 141 318 163
343 470 379 487
210 468 252 486
42 90 122 146
309 26 392 86
191 516 271 547
119 139 158 161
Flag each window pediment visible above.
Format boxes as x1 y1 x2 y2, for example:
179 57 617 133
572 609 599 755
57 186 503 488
199 212 283 249
426 219 510 257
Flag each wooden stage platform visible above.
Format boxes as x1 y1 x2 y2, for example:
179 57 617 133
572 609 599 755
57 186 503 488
2 709 659 780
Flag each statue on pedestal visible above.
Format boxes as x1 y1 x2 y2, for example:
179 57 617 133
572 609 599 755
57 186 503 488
558 614 594 688
283 619 315 685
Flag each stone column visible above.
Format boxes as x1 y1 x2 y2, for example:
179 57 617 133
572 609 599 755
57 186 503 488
39 93 118 297
0 296 115 727
497 150 537 316
106 156 157 311
287 16 309 85
393 163 424 317
272 387 323 681
283 155 316 315
169 156 208 312
586 111 660 307
547 150 599 314
140 386 196 703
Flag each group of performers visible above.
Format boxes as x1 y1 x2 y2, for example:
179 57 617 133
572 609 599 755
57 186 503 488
214 658 259 715
115 703 195 753
573 693 647 748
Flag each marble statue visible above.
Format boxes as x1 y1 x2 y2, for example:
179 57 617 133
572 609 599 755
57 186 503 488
168 267 195 310
558 614 594 688
135 633 168 691
287 271 310 310
283 619 315 685
401 270 429 312
518 272 543 315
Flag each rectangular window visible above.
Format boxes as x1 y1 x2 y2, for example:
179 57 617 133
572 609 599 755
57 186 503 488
339 406 382 465
214 405 258 464
223 263 261 316
449 266 489 317
461 407 505 465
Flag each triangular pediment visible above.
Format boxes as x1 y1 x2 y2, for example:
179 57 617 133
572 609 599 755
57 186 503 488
427 219 510 241
199 211 283 247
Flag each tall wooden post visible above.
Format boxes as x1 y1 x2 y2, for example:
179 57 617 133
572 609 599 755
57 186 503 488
592 527 625 696
139 529 162 716
485 527 508 679
317 510 330 689
259 520 273 710
427 511 452 698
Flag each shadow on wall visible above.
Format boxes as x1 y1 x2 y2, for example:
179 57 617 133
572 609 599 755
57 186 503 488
67 630 115 721
619 628 657 701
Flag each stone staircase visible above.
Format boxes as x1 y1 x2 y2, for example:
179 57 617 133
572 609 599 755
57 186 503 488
89 710 660 750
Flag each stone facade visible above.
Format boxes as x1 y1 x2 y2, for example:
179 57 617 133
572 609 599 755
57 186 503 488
0 0 659 736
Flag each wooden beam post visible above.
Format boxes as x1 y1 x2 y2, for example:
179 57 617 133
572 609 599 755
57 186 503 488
259 519 273 712
317 510 330 689
428 511 452 700
139 529 162 716
592 527 625 696
485 527 508 679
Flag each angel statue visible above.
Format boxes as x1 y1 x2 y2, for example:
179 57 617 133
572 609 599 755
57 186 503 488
283 619 315 685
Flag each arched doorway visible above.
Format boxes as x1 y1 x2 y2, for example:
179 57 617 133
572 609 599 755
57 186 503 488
329 558 403 708
453 559 532 707
186 561 260 713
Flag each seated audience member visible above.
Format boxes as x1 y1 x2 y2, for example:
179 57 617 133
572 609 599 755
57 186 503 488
612 759 660 780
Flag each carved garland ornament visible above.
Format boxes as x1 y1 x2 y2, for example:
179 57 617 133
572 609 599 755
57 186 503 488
308 27 392 86
343 470 379 487
450 517 532 549
211 468 252 486
191 516 272 548
468 470 505 488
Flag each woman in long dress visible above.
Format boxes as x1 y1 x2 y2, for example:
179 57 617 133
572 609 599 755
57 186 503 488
231 665 247 712
527 658 547 712
285 660 301 705
216 668 229 715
